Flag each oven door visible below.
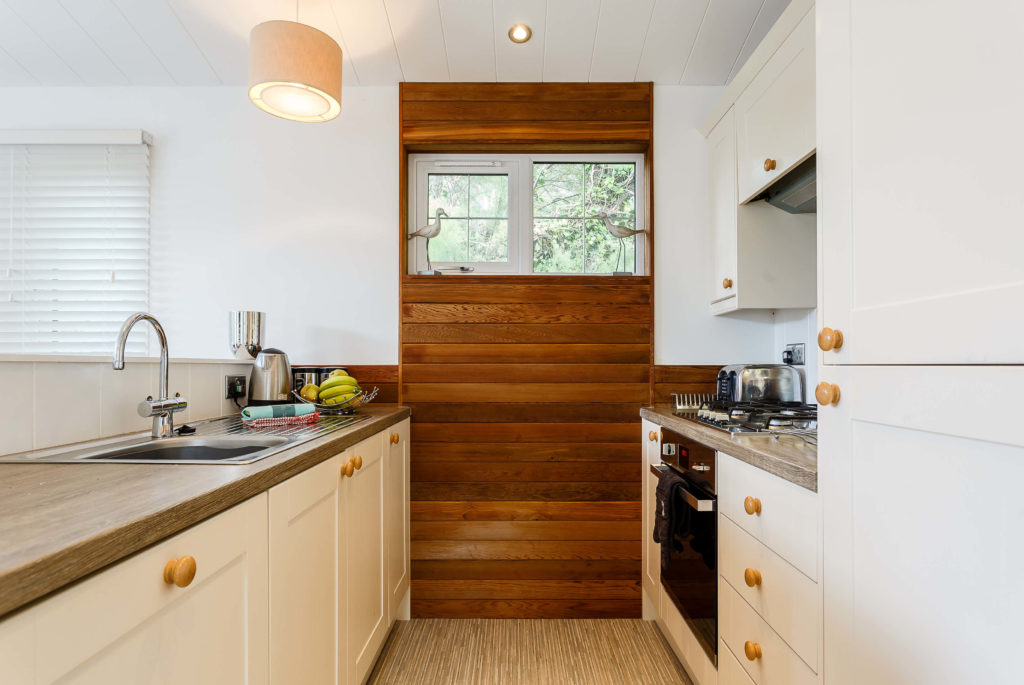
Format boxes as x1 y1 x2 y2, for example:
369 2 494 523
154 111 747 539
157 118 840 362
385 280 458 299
657 465 718 666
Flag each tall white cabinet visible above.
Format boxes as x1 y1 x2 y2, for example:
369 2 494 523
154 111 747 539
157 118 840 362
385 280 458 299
817 0 1024 365
817 1 1024 682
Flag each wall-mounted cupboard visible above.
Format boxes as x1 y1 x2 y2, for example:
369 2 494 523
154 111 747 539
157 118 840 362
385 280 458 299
702 0 816 315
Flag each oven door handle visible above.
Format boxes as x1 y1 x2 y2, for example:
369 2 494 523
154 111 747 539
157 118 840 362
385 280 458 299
651 463 716 513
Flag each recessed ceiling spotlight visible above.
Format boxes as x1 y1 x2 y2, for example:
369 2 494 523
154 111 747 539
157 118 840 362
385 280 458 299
508 24 532 43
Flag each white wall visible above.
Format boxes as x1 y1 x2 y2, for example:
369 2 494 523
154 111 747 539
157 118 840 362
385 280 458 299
0 86 399 364
652 86 778 365
773 308 818 401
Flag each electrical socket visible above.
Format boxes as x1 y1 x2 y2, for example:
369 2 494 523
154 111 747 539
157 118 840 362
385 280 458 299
784 343 806 365
225 375 246 399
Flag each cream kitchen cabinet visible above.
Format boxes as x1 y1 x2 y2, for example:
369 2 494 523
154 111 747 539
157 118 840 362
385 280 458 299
341 433 390 685
817 0 1024 365
269 431 397 685
819 365 1024 684
641 419 661 613
13 494 269 685
708 108 739 308
705 0 816 315
735 10 815 204
384 419 411 622
269 456 343 684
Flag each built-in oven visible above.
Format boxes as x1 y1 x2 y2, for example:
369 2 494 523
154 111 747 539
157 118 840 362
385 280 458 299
653 427 718 667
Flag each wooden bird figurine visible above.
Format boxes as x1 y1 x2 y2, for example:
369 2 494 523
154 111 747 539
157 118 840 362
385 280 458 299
597 212 646 274
408 208 448 273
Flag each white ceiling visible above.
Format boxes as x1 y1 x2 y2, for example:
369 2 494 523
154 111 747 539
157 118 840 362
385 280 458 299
0 0 790 87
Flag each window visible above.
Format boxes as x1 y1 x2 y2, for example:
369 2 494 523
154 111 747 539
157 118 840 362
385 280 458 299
409 154 645 275
0 133 152 356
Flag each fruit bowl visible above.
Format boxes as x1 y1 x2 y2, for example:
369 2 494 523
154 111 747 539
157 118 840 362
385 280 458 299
291 386 379 415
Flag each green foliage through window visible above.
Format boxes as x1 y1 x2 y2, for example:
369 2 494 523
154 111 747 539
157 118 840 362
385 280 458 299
427 173 509 263
533 163 636 273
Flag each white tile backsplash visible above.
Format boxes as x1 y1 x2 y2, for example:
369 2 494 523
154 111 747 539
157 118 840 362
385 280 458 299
0 360 249 456
34 363 103 450
100 363 154 437
0 362 34 455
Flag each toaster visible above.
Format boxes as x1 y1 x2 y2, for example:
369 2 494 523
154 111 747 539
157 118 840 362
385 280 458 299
716 364 805 404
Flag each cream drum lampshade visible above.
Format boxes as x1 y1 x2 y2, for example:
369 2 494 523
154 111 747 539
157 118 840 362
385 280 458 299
249 20 342 123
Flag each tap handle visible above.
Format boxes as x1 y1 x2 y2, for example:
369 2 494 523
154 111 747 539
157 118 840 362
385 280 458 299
138 395 188 418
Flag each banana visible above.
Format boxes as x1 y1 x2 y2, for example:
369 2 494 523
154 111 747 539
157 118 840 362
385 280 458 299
324 392 359 405
320 375 360 392
319 384 361 401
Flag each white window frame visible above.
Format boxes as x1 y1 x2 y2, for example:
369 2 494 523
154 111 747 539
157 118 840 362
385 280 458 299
408 153 646 275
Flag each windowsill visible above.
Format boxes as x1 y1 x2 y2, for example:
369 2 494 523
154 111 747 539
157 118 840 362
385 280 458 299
0 355 252 365
402 273 651 283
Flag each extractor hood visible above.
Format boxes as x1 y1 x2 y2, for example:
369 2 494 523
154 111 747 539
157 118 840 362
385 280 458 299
754 154 816 214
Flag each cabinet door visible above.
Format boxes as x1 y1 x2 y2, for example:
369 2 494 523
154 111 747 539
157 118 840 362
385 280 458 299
341 434 388 685
30 494 269 685
384 419 411 622
820 366 1024 684
641 420 662 603
269 456 342 684
818 0 1024 364
708 108 738 306
735 9 815 203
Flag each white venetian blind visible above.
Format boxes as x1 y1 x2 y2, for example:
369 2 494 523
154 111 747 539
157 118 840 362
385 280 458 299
0 141 151 356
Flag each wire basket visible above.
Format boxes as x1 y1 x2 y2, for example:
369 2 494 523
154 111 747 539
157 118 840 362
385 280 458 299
290 386 379 415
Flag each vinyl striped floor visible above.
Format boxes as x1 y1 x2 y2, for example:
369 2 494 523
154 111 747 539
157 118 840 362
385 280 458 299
368 618 693 684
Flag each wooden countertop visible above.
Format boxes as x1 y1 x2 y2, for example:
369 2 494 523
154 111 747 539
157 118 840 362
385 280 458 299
0 406 411 619
640 406 817 492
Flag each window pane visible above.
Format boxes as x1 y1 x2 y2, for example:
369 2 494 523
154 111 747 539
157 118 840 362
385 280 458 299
469 219 508 262
533 218 583 273
584 163 636 217
427 174 468 216
585 218 635 273
429 218 468 262
468 175 508 217
533 163 583 218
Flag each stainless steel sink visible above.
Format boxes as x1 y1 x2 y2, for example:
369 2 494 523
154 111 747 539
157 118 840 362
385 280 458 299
80 436 291 464
0 414 369 465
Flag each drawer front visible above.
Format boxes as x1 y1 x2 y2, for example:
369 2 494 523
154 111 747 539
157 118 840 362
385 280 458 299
720 515 818 670
32 494 269 684
720 579 816 685
718 452 818 579
720 639 756 685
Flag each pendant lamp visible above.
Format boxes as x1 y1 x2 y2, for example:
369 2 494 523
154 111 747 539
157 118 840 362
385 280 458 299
249 20 342 123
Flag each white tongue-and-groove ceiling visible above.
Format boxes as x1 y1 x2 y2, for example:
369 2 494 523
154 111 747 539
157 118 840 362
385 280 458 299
0 0 789 87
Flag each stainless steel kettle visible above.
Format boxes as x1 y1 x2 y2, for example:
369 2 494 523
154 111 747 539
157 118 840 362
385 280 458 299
248 348 292 405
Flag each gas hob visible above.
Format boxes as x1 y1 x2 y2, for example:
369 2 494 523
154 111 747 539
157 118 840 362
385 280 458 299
675 401 818 436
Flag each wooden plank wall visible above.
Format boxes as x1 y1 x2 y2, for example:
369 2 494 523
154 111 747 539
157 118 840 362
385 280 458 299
398 82 718 619
404 277 652 618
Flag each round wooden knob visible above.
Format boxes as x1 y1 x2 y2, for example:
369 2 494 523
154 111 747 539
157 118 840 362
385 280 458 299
743 496 762 515
722 277 733 289
353 455 363 470
163 556 196 588
817 327 844 351
763 158 777 171
815 382 841 406
744 568 763 587
744 641 763 661
648 430 657 442
390 432 400 445
342 461 354 478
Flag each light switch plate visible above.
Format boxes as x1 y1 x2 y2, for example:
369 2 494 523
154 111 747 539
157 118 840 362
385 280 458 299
785 343 806 365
